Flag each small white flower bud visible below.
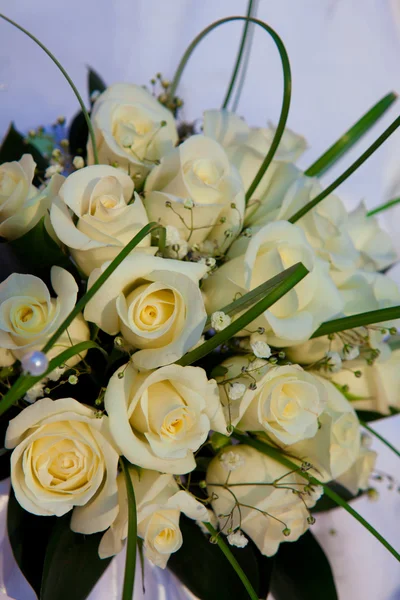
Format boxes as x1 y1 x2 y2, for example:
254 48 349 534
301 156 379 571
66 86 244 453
227 530 248 548
211 311 231 332
73 156 85 170
219 451 245 472
228 382 246 401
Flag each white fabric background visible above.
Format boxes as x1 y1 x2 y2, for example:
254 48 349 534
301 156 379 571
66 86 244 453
0 0 400 598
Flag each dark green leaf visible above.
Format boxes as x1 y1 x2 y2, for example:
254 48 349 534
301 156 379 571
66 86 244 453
40 514 111 600
8 217 78 280
168 515 271 600
210 365 229 378
305 92 398 177
8 489 56 597
270 531 338 600
356 409 385 423
0 123 49 182
69 111 89 159
88 67 106 100
312 482 360 513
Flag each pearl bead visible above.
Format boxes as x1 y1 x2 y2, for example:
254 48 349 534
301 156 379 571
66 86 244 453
21 351 49 376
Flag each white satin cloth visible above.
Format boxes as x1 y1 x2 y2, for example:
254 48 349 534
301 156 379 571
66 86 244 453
0 1 400 598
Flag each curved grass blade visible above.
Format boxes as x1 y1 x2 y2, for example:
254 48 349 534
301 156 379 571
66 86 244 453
367 197 400 217
168 16 291 204
120 458 137 600
359 420 400 460
177 262 308 367
203 263 305 331
305 92 398 177
222 0 255 110
289 115 400 224
0 341 105 417
203 523 259 600
0 13 99 164
311 305 400 339
232 431 400 562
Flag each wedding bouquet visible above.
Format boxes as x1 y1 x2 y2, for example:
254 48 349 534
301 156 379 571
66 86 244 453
0 10 399 600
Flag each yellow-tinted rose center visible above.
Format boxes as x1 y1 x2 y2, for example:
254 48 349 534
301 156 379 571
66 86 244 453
10 299 49 335
155 527 176 548
131 285 175 330
190 158 222 185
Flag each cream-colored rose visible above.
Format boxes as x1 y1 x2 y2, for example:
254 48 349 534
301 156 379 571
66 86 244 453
203 221 343 346
84 254 207 369
0 153 64 240
288 376 361 481
328 348 400 415
88 83 178 180
336 447 377 495
144 135 245 253
206 445 322 557
217 356 327 445
203 110 307 164
50 165 153 276
332 269 400 317
345 201 396 271
104 363 226 474
5 397 119 533
0 267 89 366
99 467 210 567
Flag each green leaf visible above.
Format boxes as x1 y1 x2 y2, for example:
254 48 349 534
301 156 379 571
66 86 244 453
305 92 398 177
0 123 49 177
69 111 89 159
270 531 338 600
0 340 106 417
289 115 400 224
40 514 111 600
8 217 77 279
204 264 308 331
120 458 137 600
8 490 56 598
177 262 308 367
88 67 106 100
311 305 400 338
168 16 291 203
356 409 385 423
168 515 270 600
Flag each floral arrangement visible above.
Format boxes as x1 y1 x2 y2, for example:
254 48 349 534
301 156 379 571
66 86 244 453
0 10 400 600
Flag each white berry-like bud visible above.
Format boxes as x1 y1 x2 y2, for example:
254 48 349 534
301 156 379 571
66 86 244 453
211 311 231 332
73 156 85 170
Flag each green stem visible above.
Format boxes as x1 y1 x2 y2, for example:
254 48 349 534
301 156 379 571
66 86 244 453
305 92 398 177
311 305 400 338
367 197 400 217
359 420 400 460
222 0 254 109
203 523 258 600
42 223 157 353
233 432 400 562
0 13 99 164
289 115 400 224
121 458 137 600
177 262 308 367
168 16 291 204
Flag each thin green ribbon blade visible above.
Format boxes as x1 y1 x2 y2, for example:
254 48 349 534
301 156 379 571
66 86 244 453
367 197 400 217
305 92 398 178
177 262 308 367
120 458 137 600
311 305 400 338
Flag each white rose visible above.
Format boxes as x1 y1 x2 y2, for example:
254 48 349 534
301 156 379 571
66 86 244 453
216 356 327 445
328 348 400 415
144 135 245 253
345 201 396 271
0 154 64 240
332 269 400 317
206 445 322 557
5 397 119 533
0 267 89 366
84 254 207 369
50 165 153 276
288 376 361 481
336 447 377 496
104 363 226 474
88 83 178 180
202 221 343 346
99 467 210 567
